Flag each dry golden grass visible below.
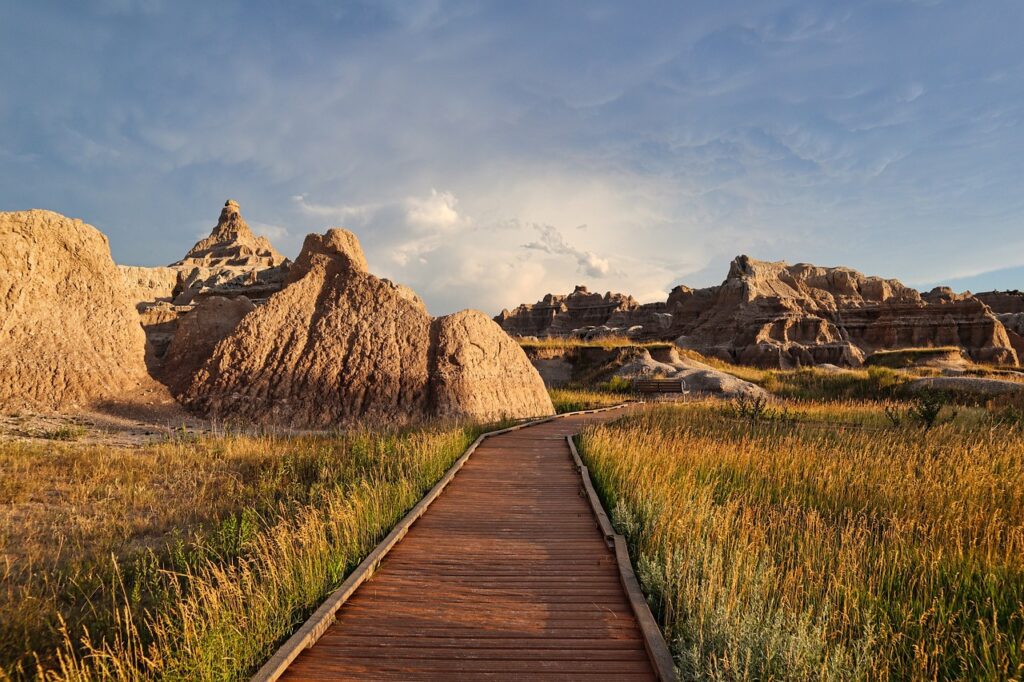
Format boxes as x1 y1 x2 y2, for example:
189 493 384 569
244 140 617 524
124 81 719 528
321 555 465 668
518 336 672 351
548 387 632 413
0 425 476 680
578 400 1024 680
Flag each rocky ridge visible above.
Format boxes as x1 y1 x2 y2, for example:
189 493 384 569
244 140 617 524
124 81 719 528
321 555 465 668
120 200 292 372
184 228 553 426
497 255 1019 368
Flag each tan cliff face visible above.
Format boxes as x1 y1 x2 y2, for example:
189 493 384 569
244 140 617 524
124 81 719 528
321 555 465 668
2 203 553 425
183 228 553 426
497 255 1019 369
0 210 159 410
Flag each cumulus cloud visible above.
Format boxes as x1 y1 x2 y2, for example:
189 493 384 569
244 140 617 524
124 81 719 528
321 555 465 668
522 224 616 278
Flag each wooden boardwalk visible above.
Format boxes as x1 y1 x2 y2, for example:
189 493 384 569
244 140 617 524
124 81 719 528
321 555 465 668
265 406 673 681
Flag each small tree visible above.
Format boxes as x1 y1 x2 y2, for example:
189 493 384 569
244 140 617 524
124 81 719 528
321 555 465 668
908 391 954 430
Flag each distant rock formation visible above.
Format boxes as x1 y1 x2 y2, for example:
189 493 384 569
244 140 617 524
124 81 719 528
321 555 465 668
497 255 1019 368
170 199 290 305
184 228 553 426
119 200 290 381
0 210 157 409
495 285 648 337
669 256 1016 368
974 291 1024 359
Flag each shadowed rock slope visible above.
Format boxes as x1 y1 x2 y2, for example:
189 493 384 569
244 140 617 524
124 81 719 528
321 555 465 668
184 229 553 426
0 210 157 409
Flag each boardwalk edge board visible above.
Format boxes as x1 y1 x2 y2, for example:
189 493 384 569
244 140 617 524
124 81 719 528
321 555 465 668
251 404 631 682
567 434 678 682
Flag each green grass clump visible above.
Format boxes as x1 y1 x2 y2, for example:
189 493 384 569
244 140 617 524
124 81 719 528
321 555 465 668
36 425 86 441
577 400 1024 680
1 425 478 680
760 366 908 402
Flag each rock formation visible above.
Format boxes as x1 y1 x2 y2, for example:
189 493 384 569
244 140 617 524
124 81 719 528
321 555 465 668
975 290 1024 314
120 201 291 378
184 228 553 426
431 310 554 420
118 265 179 307
495 286 641 337
170 199 289 305
669 256 1017 368
161 296 255 395
497 255 1020 368
0 210 155 409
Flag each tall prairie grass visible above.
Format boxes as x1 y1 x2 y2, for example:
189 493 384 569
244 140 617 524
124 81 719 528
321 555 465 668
518 336 673 351
548 388 630 413
578 401 1024 680
0 425 475 680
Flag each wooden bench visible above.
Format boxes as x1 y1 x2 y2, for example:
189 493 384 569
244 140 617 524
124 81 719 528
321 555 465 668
633 378 689 394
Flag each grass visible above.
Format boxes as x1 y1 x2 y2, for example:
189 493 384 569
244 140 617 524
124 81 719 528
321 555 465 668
518 336 673 351
577 400 1024 680
548 387 629 413
0 424 478 680
35 426 87 442
865 347 965 368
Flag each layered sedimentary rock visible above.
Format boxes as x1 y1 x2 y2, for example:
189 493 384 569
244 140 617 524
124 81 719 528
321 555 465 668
184 229 553 426
170 199 290 305
0 210 155 409
495 286 640 337
975 291 1024 314
118 265 180 307
669 256 1016 368
122 201 291 374
498 255 1019 368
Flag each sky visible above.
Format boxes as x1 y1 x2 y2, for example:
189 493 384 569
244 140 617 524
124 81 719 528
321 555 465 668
2 0 1023 314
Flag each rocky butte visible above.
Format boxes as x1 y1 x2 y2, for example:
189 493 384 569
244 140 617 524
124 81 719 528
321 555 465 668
0 210 161 410
497 255 1019 369
182 228 553 425
0 202 553 424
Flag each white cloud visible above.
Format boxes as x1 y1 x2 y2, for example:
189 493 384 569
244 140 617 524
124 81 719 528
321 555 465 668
404 190 465 233
250 221 290 241
522 224 615 278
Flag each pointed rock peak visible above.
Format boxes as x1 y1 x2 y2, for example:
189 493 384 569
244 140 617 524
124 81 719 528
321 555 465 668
571 285 590 294
210 199 252 239
173 200 286 268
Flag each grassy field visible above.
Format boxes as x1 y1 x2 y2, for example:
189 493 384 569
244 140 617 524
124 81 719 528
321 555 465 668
518 335 673 351
548 385 632 413
0 425 477 680
577 401 1024 680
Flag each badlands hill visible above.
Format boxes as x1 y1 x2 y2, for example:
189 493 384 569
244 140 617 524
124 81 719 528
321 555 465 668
0 211 159 409
184 228 552 426
498 255 1021 368
0 201 553 423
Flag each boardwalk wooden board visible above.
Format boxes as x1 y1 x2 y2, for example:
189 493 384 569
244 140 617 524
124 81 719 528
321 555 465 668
255 406 675 681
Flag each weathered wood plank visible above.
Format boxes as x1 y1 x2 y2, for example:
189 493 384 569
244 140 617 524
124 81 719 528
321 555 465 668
256 403 676 682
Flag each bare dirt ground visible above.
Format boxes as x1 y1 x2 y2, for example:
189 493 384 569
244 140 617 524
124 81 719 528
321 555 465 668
0 387 211 447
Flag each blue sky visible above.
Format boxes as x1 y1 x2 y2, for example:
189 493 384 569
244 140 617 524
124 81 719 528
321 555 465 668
2 1 1023 313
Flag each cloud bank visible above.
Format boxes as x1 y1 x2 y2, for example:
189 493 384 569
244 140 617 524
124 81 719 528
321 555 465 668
2 1 1023 313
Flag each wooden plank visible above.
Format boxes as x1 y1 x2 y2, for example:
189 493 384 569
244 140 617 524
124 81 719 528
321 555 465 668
252 404 635 682
260 403 677 680
567 435 677 682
